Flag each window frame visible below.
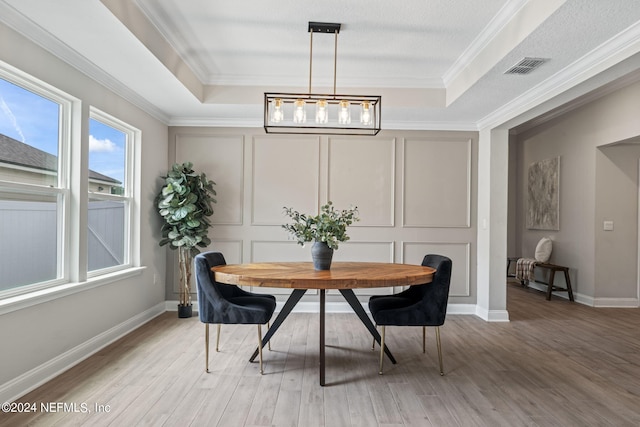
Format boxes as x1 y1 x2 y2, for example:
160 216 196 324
0 63 72 297
0 61 142 304
87 107 137 277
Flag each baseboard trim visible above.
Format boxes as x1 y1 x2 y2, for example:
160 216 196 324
165 300 199 313
0 302 166 404
526 281 573 301
525 283 639 308
593 297 639 308
447 304 478 316
575 293 595 306
474 306 510 322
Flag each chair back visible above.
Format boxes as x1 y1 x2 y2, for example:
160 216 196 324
420 254 452 326
194 251 236 323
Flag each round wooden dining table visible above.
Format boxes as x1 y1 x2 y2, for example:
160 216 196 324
212 261 435 386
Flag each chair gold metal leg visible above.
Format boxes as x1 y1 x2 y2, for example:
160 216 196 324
257 324 264 374
205 323 210 373
372 325 377 350
216 324 221 352
378 325 386 375
435 326 444 376
423 326 426 353
267 321 271 351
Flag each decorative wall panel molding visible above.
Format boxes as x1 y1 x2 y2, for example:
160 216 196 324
251 240 312 263
209 239 243 264
403 241 471 297
170 128 478 306
175 134 244 225
251 136 320 225
331 240 395 295
250 240 318 295
332 241 394 263
403 138 471 227
328 137 395 227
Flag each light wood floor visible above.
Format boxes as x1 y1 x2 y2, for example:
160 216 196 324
2 283 640 426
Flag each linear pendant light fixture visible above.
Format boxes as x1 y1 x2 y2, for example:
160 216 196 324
264 22 381 135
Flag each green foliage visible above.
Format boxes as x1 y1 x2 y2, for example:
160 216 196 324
282 202 359 250
156 162 217 257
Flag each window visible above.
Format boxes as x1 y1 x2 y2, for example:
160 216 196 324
0 193 59 290
0 73 68 294
88 111 134 274
0 77 60 187
0 63 140 298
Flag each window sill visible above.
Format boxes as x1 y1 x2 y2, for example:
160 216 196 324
0 266 146 316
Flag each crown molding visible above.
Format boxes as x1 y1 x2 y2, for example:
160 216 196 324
477 20 640 131
167 115 478 132
134 0 210 84
380 120 478 132
168 116 262 127
510 68 640 135
205 74 445 89
442 0 529 86
0 2 170 124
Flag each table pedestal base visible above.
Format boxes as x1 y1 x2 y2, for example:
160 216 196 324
249 288 396 386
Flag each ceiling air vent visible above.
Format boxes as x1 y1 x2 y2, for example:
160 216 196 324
505 57 549 75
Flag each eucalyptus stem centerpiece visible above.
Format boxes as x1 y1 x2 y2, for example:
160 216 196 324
282 202 359 270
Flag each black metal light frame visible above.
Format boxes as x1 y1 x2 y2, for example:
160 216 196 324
264 22 382 136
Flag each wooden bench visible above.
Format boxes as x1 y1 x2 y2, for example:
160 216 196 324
507 257 574 302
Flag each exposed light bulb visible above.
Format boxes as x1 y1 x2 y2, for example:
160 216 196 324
293 99 306 123
338 100 351 125
360 101 371 125
315 100 328 124
270 98 284 123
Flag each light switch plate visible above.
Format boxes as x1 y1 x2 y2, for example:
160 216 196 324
603 220 614 231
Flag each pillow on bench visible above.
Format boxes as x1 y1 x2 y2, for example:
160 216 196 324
534 237 552 263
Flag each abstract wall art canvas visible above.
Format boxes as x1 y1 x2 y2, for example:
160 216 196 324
526 156 559 230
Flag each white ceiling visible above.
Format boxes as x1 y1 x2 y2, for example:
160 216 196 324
2 0 640 130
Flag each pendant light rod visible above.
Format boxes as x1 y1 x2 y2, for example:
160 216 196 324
308 22 341 95
309 31 313 94
333 31 338 95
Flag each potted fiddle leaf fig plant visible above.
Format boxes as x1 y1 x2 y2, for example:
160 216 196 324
282 201 359 270
156 161 216 318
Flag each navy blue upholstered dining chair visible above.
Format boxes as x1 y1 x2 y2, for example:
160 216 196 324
368 254 452 375
195 251 276 374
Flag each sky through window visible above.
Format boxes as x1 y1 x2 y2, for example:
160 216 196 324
0 78 125 183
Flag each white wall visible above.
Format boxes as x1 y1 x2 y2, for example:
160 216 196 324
0 21 168 401
167 127 478 306
513 79 640 305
